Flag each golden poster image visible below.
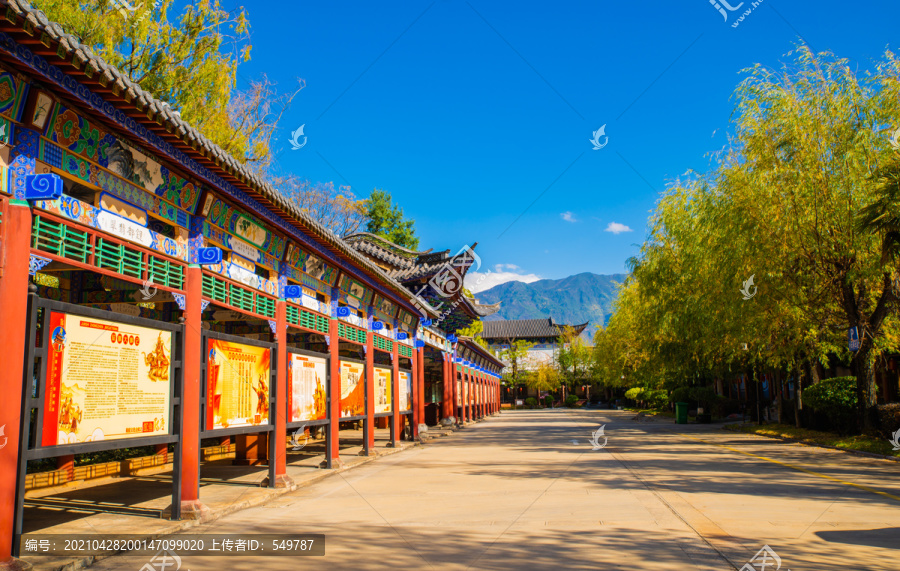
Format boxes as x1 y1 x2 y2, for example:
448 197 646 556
374 367 392 414
339 361 365 417
206 339 271 430
289 353 327 422
42 312 172 447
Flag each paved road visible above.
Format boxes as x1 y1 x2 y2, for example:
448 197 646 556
93 409 900 570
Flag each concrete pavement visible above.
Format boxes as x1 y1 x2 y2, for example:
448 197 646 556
45 410 900 569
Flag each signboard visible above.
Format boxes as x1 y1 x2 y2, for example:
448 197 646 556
399 371 412 412
206 339 271 430
457 380 462 406
374 367 392 414
849 326 860 352
515 399 524 406
42 312 171 446
339 361 365 417
288 353 327 422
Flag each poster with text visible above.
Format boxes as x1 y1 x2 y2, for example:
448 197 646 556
374 367 392 414
399 371 412 412
456 380 462 407
206 339 271 429
340 361 365 417
42 312 171 446
289 353 327 422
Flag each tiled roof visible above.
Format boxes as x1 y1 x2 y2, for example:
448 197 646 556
1 0 439 317
480 318 589 340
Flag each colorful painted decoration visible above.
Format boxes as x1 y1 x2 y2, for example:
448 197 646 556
283 284 303 298
0 71 28 122
372 321 384 331
23 173 62 200
337 306 351 317
197 247 223 265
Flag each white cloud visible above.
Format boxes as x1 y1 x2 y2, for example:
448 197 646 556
560 211 577 223
465 269 542 294
493 263 520 271
604 222 633 234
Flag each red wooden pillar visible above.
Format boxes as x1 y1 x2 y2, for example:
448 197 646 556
365 333 374 455
179 265 207 519
414 347 424 435
390 338 400 447
466 367 473 423
418 346 426 426
441 355 451 421
460 369 467 423
272 300 292 487
0 200 33 568
327 317 343 468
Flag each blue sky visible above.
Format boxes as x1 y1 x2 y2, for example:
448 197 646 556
225 1 900 291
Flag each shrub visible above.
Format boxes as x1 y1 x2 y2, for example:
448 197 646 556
804 377 858 434
565 394 579 407
690 386 719 409
645 389 669 409
670 387 691 403
524 397 538 409
624 387 644 402
543 395 554 408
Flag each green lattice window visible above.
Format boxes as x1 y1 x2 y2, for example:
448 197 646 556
32 215 90 263
399 345 413 358
338 322 366 344
95 238 143 278
373 334 393 352
287 305 299 325
202 273 228 303
147 256 184 289
230 284 255 313
256 295 275 318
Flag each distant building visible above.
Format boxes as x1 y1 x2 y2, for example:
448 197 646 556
479 318 589 371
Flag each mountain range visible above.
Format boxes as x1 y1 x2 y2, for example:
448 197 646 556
475 272 627 338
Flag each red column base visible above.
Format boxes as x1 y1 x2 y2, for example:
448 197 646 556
270 474 296 489
179 500 212 522
319 457 347 469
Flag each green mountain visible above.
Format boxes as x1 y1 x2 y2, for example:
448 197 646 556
475 272 627 338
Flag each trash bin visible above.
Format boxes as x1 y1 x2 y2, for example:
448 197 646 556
675 402 689 424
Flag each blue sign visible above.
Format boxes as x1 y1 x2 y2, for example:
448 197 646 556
415 339 425 348
24 173 63 201
849 326 860 352
197 247 223 265
283 285 303 298
421 319 432 327
447 334 458 343
397 331 408 340
372 320 384 331
336 306 351 317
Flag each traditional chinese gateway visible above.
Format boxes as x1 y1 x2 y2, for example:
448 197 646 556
0 2 504 567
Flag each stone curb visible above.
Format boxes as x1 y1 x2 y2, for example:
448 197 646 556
722 425 900 463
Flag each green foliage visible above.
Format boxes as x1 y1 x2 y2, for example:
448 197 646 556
543 395 554 407
524 397 538 409
565 394 579 407
804 377 858 433
876 404 900 439
624 387 644 401
32 0 300 171
364 189 419 250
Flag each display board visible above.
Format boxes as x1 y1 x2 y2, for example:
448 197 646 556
399 371 412 412
206 339 271 429
42 312 172 446
374 367 392 414
288 353 328 422
339 361 365 417
457 380 462 406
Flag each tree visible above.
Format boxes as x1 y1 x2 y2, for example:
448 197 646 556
32 0 302 173
557 325 592 394
526 362 562 396
276 176 366 237
364 189 419 249
500 340 535 402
